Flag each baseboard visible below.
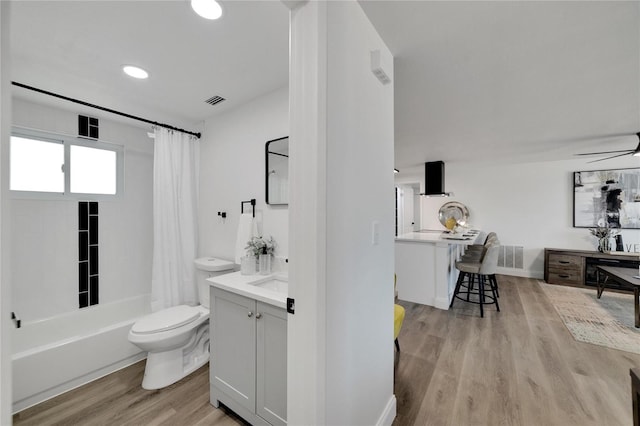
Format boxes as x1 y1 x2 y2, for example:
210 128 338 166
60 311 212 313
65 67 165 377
496 267 544 280
376 394 397 426
433 296 450 311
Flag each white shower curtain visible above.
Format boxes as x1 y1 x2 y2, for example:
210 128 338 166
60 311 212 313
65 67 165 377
151 127 200 312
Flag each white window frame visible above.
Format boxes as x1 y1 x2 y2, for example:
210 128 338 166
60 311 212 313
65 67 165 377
10 127 125 200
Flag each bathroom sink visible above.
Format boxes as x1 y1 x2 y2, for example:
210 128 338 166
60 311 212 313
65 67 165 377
252 277 288 294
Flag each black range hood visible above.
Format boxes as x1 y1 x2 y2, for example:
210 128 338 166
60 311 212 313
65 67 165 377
422 161 452 197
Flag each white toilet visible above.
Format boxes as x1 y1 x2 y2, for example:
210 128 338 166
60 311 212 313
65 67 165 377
128 257 235 390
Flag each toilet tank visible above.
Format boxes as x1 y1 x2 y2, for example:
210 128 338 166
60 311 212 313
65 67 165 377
194 257 235 309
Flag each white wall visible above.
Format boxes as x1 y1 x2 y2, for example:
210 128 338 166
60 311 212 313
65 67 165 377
198 87 289 262
1 2 12 422
403 155 640 278
10 98 153 321
288 1 395 424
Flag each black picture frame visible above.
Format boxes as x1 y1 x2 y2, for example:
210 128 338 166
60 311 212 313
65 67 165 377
573 167 640 229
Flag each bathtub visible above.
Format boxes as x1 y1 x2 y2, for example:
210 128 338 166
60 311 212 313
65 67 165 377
12 295 151 413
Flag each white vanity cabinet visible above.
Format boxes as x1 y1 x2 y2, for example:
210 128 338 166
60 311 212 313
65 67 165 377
210 286 287 426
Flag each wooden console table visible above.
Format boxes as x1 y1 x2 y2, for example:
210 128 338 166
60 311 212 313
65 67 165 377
544 248 640 290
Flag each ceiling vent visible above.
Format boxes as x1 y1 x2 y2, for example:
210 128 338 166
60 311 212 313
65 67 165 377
204 95 226 106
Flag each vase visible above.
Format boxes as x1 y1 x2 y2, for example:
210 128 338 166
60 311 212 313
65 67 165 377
240 256 256 275
259 254 272 275
598 237 611 253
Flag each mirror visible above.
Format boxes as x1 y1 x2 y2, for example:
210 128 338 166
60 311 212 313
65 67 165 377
265 136 289 205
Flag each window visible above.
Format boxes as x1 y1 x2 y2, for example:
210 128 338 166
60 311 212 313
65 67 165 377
10 136 64 192
70 145 117 195
11 129 123 198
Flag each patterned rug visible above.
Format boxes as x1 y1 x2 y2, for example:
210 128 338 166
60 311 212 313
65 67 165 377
540 282 640 354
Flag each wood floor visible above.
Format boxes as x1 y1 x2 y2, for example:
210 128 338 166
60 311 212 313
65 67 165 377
13 276 640 425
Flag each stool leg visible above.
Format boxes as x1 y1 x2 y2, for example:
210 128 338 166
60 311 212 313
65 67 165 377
478 274 485 318
450 271 465 308
489 275 500 312
491 274 499 298
467 274 475 302
395 338 400 352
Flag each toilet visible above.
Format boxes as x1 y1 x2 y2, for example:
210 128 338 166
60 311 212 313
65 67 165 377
128 257 235 390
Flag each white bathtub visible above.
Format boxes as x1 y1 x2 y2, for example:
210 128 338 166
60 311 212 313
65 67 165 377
12 295 151 413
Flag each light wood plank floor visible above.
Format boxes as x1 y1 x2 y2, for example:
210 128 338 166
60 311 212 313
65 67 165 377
14 276 640 425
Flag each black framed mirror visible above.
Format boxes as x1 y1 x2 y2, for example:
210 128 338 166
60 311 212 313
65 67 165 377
265 136 289 205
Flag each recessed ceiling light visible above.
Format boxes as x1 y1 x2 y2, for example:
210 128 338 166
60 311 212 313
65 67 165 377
191 0 223 20
123 65 149 79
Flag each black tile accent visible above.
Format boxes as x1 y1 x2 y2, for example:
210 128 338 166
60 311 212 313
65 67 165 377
79 201 99 309
79 261 88 292
79 202 88 231
79 232 88 261
89 276 99 306
78 115 88 138
79 115 99 140
89 246 99 276
89 216 98 245
79 292 89 308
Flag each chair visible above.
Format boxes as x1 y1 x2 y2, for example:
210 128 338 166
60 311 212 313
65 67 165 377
450 240 501 317
394 274 405 351
460 232 499 297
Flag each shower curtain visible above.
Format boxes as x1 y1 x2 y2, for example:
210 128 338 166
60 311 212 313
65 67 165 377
150 127 200 311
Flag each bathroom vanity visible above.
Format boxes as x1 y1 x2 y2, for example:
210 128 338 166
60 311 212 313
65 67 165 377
208 272 288 426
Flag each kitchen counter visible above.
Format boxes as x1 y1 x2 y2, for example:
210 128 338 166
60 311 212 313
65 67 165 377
207 271 288 309
395 231 481 309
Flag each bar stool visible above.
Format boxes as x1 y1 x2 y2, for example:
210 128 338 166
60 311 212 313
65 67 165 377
461 232 497 261
460 232 499 297
450 241 501 317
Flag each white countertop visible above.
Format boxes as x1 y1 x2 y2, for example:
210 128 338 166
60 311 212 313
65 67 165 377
396 230 481 245
208 271 288 309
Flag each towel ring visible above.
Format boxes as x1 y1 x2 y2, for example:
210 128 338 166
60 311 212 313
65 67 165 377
241 199 256 218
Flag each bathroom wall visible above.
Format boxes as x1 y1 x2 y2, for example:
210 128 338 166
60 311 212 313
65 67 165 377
287 1 395 424
10 98 153 321
198 87 289 262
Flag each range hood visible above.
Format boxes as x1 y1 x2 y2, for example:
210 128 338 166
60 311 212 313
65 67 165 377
422 161 452 197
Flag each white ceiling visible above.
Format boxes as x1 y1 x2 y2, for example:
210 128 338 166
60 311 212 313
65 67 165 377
9 1 640 169
10 0 290 131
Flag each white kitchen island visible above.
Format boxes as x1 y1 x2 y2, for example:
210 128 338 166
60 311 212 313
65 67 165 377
395 231 481 310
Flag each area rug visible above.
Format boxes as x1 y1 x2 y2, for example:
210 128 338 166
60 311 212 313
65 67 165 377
539 282 640 354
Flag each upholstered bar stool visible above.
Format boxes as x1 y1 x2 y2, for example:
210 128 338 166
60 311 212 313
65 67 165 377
461 232 497 261
450 241 501 317
460 232 499 297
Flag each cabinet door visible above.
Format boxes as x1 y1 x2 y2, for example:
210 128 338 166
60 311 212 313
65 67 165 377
211 288 256 413
256 302 287 426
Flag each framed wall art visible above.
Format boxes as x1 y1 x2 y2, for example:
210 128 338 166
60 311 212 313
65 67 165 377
574 167 640 229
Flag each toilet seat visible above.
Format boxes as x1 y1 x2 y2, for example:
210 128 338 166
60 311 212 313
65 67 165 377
131 305 201 335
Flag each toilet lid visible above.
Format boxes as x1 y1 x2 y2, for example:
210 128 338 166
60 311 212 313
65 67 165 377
131 305 201 335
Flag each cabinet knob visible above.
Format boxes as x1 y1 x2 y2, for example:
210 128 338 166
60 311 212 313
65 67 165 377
256 313 262 319
248 311 253 318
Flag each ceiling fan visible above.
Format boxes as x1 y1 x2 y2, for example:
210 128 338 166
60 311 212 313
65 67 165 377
576 132 640 163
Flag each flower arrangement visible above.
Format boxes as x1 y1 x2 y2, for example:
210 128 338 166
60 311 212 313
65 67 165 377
589 224 620 252
589 224 620 239
246 236 277 257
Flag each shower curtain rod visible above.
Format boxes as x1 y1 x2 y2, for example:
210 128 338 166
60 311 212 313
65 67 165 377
12 81 201 139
